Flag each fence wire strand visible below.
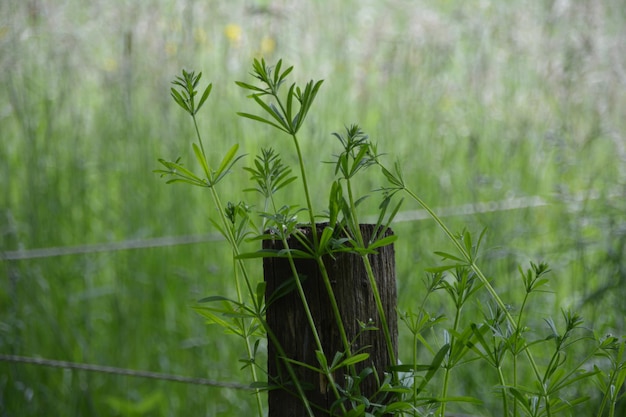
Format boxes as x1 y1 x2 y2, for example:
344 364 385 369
1 190 620 391
2 195 562 262
0 354 251 390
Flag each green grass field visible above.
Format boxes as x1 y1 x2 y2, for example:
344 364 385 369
2 0 625 415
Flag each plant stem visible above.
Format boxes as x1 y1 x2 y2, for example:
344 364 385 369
280 235 347 413
231 257 264 415
192 115 209 174
209 183 318 416
401 186 544 384
290 132 355 372
191 120 265 414
291 134 318 246
345 178 397 369
496 366 509 417
439 299 463 417
191 121 315 415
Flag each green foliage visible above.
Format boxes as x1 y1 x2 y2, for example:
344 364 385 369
236 58 323 135
4 3 626 417
155 59 626 417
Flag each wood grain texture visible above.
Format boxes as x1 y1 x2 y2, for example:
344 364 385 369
264 223 397 416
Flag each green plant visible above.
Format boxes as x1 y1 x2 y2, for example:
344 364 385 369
155 59 625 416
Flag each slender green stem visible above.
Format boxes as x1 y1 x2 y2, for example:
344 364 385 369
345 178 397 368
264 192 346 413
192 115 209 173
496 366 509 417
193 134 264 414
280 235 347 413
439 302 462 417
512 355 518 417
191 123 316 415
362 258 396 364
510 289 532 417
401 186 544 384
315 256 354 361
412 330 419 403
291 134 318 246
209 176 318 416
172 72 317 416
231 257 264 415
290 132 354 372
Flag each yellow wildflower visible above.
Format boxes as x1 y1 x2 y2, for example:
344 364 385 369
224 23 242 46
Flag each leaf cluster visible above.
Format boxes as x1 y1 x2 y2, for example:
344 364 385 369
154 59 626 417
170 69 212 116
236 58 323 135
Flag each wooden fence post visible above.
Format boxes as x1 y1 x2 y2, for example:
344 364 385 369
263 223 397 416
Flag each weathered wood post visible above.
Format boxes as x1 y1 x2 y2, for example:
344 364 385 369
263 223 397 416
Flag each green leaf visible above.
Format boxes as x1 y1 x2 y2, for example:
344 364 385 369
170 88 190 113
367 234 397 251
343 405 366 417
332 353 370 371
215 143 239 179
193 308 232 328
198 295 239 304
215 153 246 184
235 81 268 94
315 350 328 370
266 274 305 308
274 175 297 193
382 402 414 412
318 226 335 255
208 218 228 240
255 281 266 312
328 351 344 369
447 326 477 365
250 94 289 130
424 264 460 273
272 59 283 83
281 357 322 374
372 196 403 242
196 83 212 114
158 159 190 175
468 323 496 363
156 158 206 186
192 143 211 180
293 79 323 132
237 112 288 133
277 63 294 84
381 163 404 188
328 181 342 229
285 83 296 129
551 368 600 393
463 229 473 256
418 343 450 393
509 387 534 415
434 251 466 263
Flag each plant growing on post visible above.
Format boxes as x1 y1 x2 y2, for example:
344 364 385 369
156 69 314 417
236 59 401 415
155 59 625 417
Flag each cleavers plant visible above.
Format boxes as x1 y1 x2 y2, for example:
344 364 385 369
155 60 625 416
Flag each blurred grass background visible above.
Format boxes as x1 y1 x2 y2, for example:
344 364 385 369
1 0 625 415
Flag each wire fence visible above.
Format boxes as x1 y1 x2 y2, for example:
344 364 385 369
1 190 620 390
2 233 224 261
0 354 251 390
2 194 560 262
